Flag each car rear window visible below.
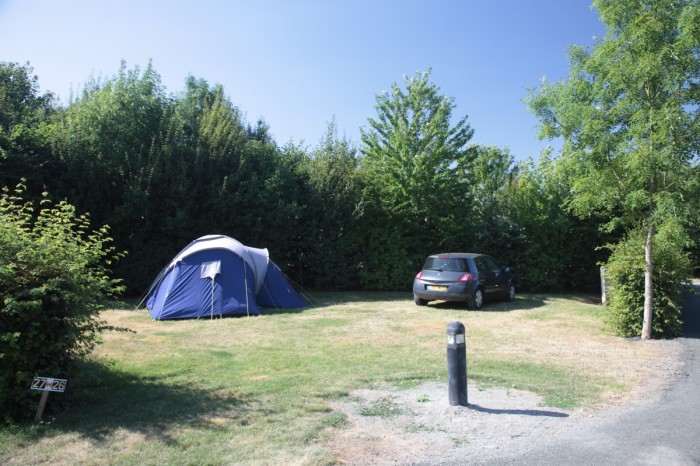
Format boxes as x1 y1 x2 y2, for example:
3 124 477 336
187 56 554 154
423 257 467 272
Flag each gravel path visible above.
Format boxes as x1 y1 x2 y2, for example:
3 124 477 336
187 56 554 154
327 282 700 465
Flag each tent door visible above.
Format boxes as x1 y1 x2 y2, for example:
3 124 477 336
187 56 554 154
201 261 221 318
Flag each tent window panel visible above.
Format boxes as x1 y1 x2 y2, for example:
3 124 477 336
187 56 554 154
201 260 221 279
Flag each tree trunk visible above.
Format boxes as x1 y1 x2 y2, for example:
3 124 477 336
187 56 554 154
641 222 655 340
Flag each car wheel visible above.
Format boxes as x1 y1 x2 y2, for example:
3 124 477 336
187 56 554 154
507 283 516 301
414 295 428 306
469 288 484 310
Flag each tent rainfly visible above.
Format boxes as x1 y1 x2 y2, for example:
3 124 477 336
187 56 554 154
145 235 307 320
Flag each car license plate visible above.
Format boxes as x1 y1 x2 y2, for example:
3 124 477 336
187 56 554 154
427 285 448 292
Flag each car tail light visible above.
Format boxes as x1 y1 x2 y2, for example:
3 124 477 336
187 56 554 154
415 271 423 279
457 273 475 282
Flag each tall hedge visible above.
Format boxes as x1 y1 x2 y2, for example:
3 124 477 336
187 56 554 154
0 185 124 422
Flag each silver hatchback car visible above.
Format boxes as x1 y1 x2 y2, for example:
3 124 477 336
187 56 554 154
413 253 515 309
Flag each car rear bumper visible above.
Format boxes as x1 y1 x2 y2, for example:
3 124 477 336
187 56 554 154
412 281 476 302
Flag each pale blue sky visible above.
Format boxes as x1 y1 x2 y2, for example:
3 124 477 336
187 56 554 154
1 1 605 159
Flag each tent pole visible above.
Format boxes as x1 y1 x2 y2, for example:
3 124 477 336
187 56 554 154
210 277 214 320
244 262 250 318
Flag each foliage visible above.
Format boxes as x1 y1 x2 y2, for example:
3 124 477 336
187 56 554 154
467 145 523 263
294 120 361 289
360 69 475 219
45 65 305 291
357 69 477 288
527 0 700 337
605 221 692 337
0 184 124 422
3 56 678 298
502 152 607 291
0 62 55 134
0 62 56 190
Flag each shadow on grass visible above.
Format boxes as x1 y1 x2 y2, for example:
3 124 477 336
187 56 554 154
118 291 556 317
555 293 602 305
308 292 549 312
467 403 569 418
261 306 308 316
428 295 547 312
106 297 143 310
34 360 258 446
307 291 411 307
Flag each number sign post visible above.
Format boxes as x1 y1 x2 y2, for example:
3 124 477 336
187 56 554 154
30 377 67 421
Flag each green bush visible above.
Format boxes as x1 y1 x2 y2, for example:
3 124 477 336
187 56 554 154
604 224 692 338
0 184 124 422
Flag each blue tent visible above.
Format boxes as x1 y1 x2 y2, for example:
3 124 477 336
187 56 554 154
145 235 307 320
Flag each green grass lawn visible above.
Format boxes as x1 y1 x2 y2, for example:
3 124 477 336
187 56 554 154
0 292 670 465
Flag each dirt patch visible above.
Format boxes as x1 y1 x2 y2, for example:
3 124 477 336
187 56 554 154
325 339 685 465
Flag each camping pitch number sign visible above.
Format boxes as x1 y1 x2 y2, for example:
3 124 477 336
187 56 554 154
30 377 68 421
31 377 67 392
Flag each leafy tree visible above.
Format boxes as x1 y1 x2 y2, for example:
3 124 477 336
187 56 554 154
42 63 312 293
527 0 700 338
296 120 361 288
134 75 304 289
0 62 56 190
360 69 475 221
45 62 172 290
502 152 606 291
47 60 166 227
0 62 54 133
468 145 522 262
605 220 692 337
0 184 124 422
358 70 476 287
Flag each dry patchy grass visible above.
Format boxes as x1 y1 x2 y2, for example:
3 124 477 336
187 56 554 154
0 292 683 465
